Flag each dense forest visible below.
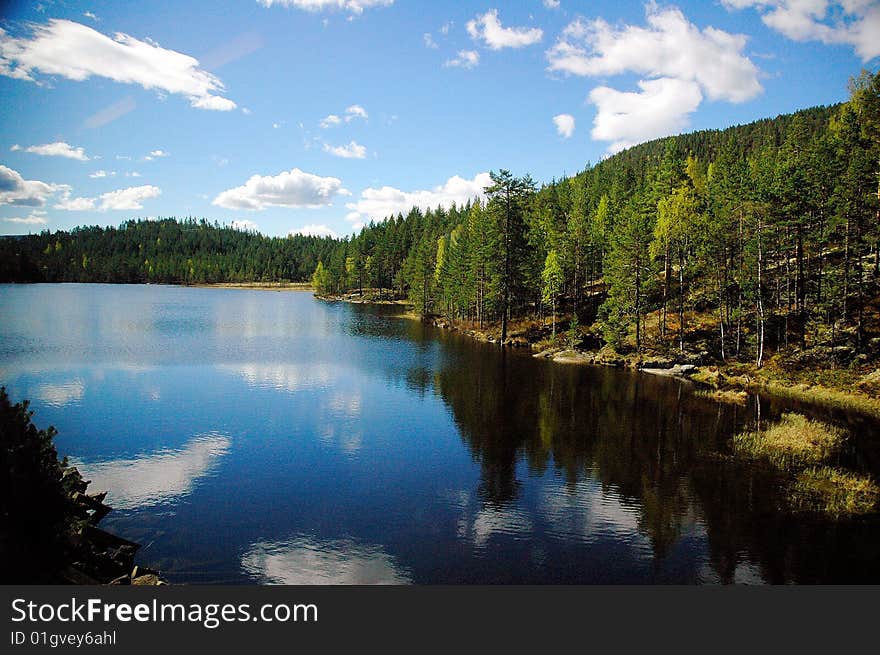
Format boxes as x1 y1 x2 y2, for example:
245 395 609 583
313 70 880 365
0 218 337 284
3 70 878 367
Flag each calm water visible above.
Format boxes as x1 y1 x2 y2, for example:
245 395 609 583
2 283 879 584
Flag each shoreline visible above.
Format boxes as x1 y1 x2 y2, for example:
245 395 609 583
319 291 880 420
196 282 314 291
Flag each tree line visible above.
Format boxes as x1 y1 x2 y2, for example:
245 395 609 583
313 70 880 365
0 217 337 284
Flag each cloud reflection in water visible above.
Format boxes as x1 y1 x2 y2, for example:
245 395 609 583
69 433 231 510
241 536 411 584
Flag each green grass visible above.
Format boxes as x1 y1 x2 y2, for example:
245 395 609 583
732 412 845 468
788 467 880 517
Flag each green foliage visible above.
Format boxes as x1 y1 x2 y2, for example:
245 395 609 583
0 388 79 582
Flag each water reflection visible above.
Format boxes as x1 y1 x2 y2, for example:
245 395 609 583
69 433 231 509
35 378 84 407
241 536 411 584
3 284 880 583
453 494 534 550
539 479 646 545
219 363 333 393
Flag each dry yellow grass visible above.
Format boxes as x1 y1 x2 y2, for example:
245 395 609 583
695 389 749 406
788 467 880 517
733 412 845 468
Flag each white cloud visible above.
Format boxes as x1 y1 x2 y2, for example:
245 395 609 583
589 77 703 153
55 184 161 211
257 0 394 14
83 12 99 22
445 49 480 68
546 4 762 103
466 9 543 50
723 0 880 60
212 168 347 210
126 171 141 177
544 0 561 8
89 170 115 178
0 164 61 207
54 193 95 211
17 141 90 161
148 149 169 159
99 185 161 210
345 172 491 223
319 114 341 128
231 219 259 232
323 140 367 159
2 210 48 225
290 224 339 238
424 33 438 49
0 19 236 110
553 113 575 138
345 104 368 121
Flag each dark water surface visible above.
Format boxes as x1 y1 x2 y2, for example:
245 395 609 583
2 283 879 584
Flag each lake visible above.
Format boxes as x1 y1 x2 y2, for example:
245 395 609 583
1 283 879 583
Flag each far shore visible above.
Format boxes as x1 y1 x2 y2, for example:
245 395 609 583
196 281 314 291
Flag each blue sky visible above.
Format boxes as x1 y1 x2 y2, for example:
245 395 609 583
1 1 877 238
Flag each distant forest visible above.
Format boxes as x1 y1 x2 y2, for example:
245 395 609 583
3 70 878 364
0 218 337 284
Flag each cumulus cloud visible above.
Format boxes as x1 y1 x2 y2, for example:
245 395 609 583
723 0 880 60
257 0 394 14
589 77 703 153
424 33 438 49
148 149 169 158
445 49 480 68
89 170 115 178
345 104 368 121
290 224 339 238
55 184 161 211
0 165 61 207
344 172 491 223
544 0 561 8
323 140 367 159
0 19 236 110
99 185 161 210
546 4 762 103
466 9 543 49
2 210 48 225
14 141 90 161
553 113 575 138
320 105 367 128
212 168 347 211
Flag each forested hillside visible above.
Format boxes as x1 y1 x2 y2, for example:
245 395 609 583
314 70 880 365
3 71 878 368
0 218 337 284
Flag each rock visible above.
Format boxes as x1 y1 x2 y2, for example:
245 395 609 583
552 349 594 365
679 364 698 375
857 369 880 398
